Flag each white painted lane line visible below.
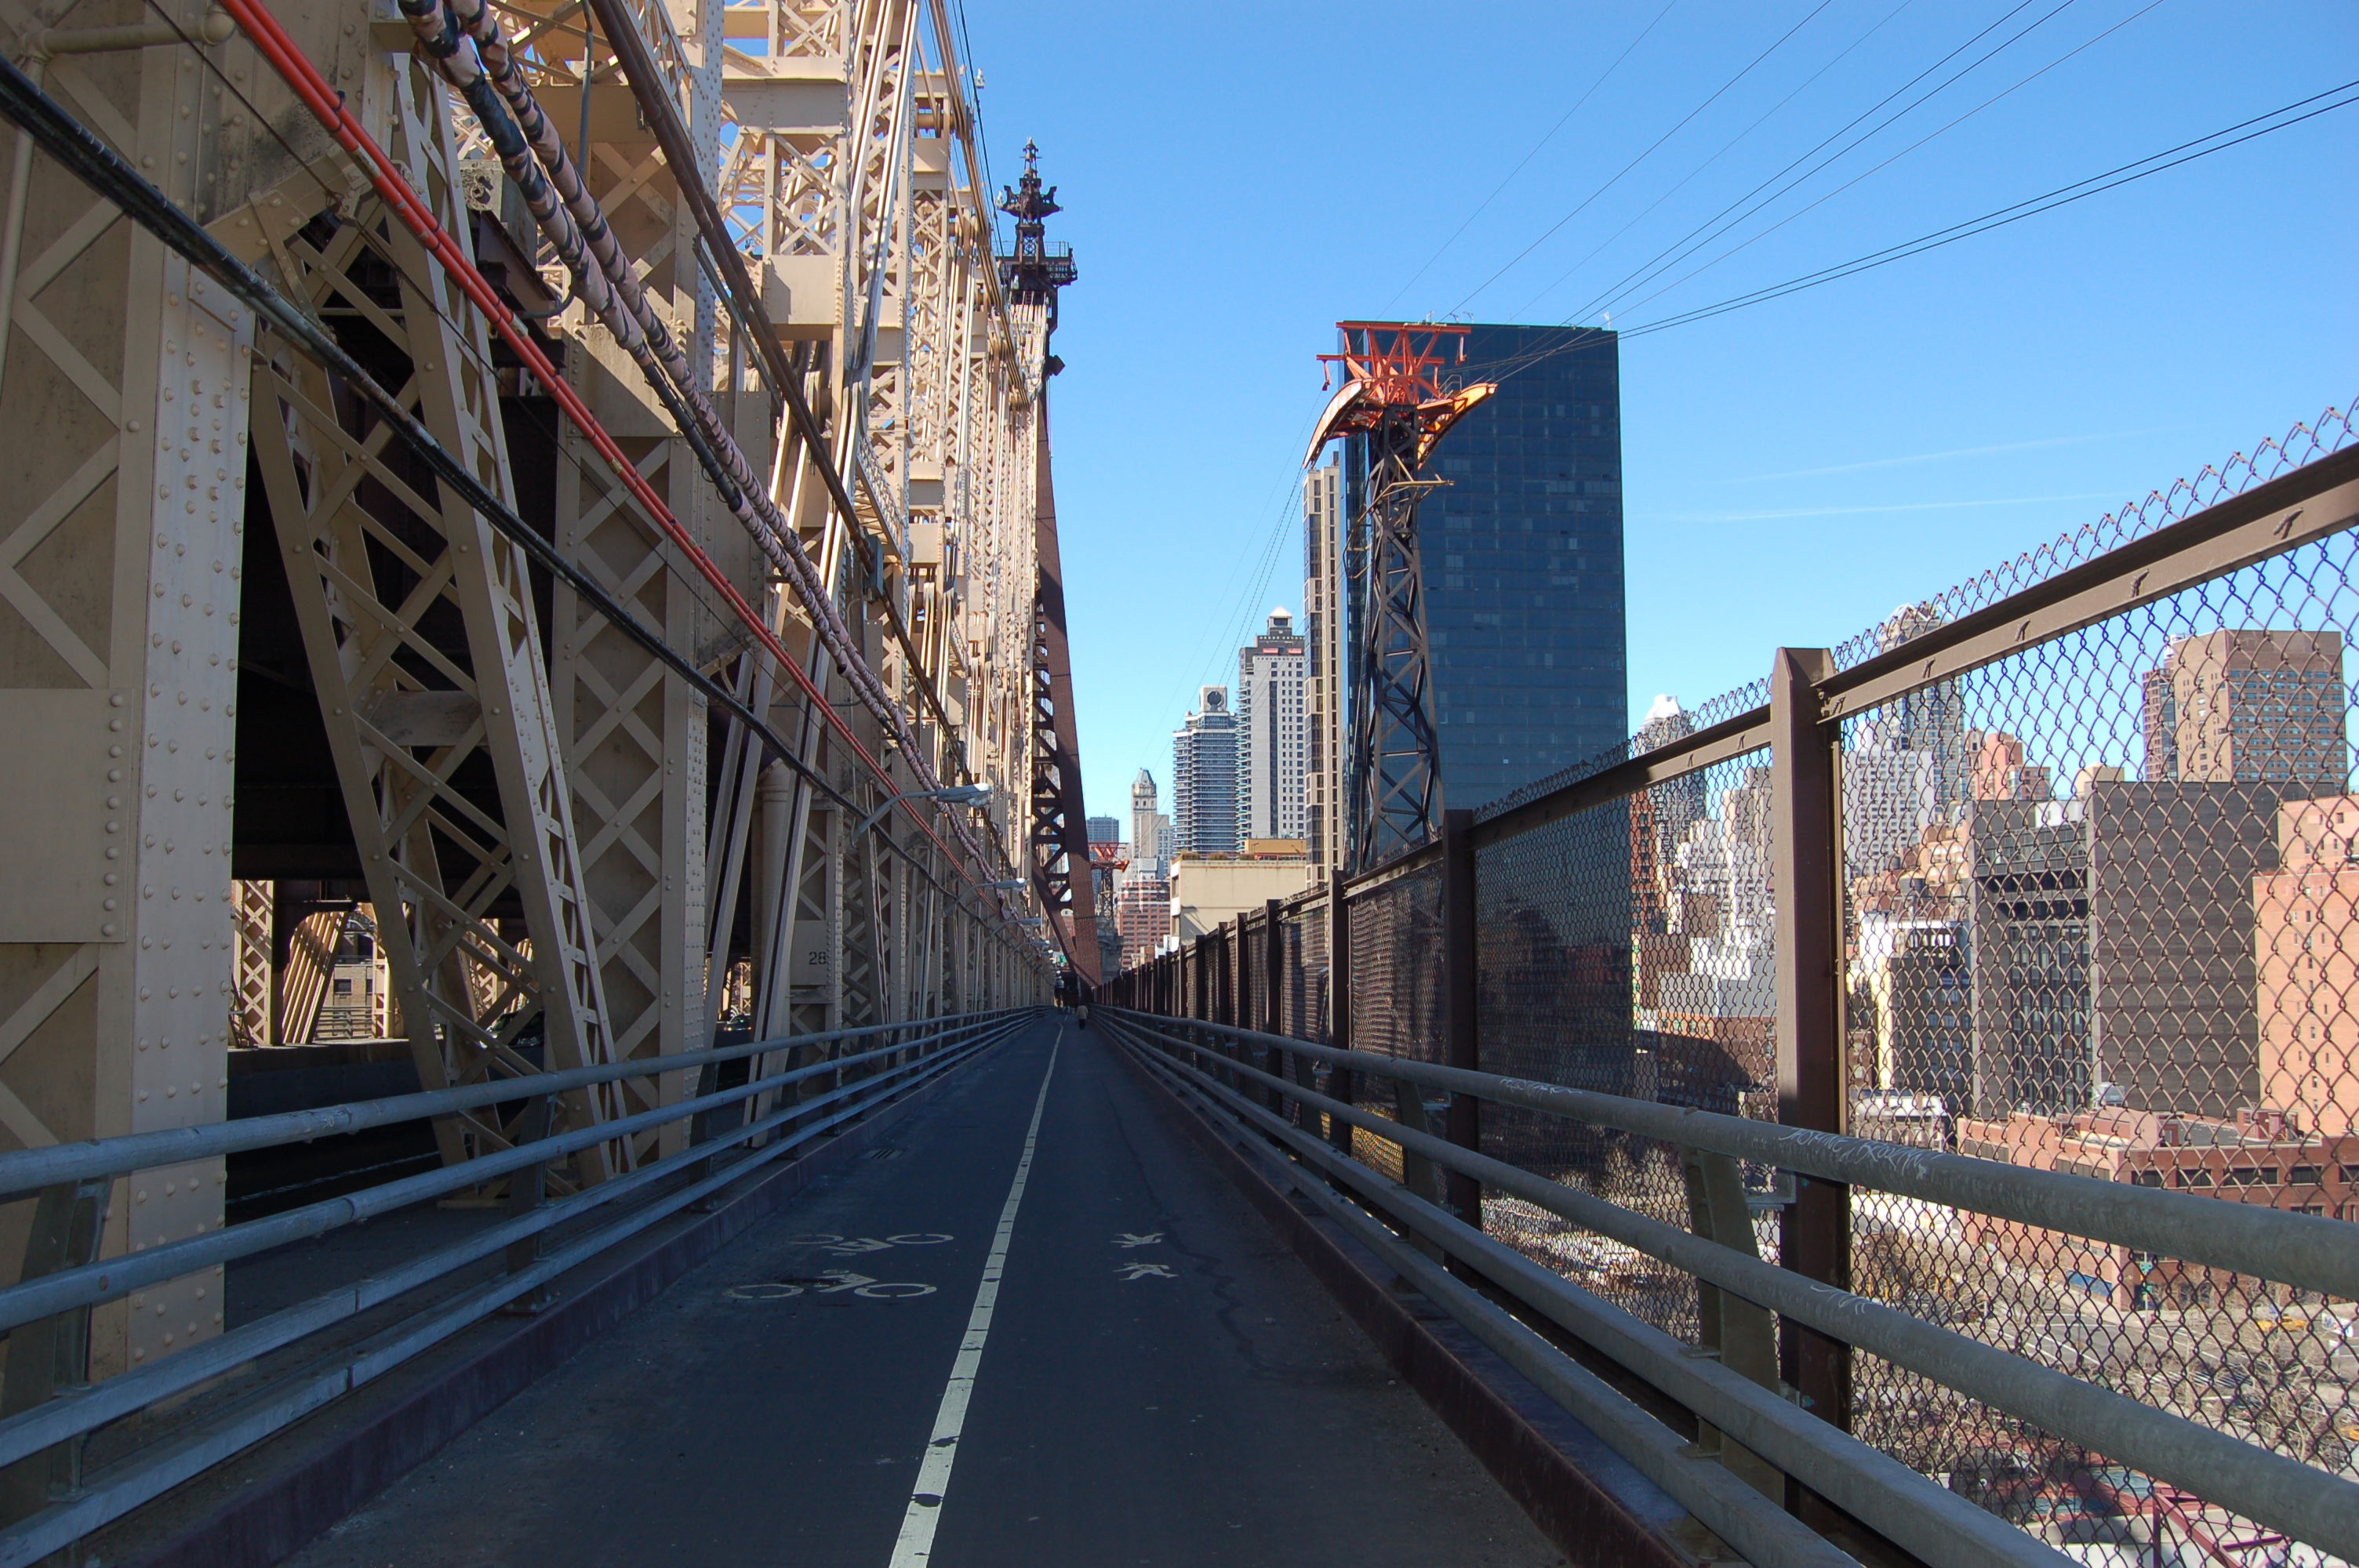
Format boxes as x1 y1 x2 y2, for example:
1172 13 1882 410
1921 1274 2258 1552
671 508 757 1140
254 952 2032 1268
885 1025 1063 1567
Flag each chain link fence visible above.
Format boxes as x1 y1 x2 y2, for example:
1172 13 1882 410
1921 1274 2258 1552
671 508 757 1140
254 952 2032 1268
1830 403 2359 1559
1112 397 2358 1566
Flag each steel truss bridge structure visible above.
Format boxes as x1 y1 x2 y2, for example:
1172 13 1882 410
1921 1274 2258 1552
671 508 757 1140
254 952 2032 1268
0 0 1095 1385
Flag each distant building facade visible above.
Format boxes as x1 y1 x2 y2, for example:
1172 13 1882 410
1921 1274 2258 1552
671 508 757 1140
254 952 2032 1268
1303 457 1344 878
2143 630 2346 784
1172 688 1239 855
1114 865 1172 970
2254 795 2359 1136
1169 847 1314 942
1129 769 1169 873
1235 609 1307 843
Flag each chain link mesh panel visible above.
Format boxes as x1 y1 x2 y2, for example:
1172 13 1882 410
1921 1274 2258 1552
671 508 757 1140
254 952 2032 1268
1837 506 2359 1556
1476 747 1783 1347
1278 894 1329 1041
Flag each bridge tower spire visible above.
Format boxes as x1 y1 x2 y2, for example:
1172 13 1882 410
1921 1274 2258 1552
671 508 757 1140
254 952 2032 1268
997 144 1102 983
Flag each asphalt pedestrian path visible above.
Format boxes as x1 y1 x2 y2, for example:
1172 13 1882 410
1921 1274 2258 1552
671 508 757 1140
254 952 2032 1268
285 1014 1565 1566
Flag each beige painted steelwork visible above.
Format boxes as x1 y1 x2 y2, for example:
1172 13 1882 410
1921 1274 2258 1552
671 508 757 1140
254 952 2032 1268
0 0 1063 1380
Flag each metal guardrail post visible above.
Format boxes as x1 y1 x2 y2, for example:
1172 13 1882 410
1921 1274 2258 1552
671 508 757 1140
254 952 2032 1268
1441 807 1481 1229
1681 1148 1783 1500
1769 648 1852 1453
501 1094 557 1313
1328 887 1353 1153
0 1178 108 1528
1262 898 1287 1118
1234 914 1254 1089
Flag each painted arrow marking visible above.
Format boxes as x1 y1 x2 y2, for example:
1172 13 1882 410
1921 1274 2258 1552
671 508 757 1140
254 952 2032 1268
1111 1232 1164 1249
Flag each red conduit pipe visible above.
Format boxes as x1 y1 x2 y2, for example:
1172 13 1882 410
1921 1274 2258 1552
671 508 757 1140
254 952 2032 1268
212 0 1012 909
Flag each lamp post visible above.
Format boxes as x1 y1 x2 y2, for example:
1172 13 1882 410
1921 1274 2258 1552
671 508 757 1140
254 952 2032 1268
851 782 992 844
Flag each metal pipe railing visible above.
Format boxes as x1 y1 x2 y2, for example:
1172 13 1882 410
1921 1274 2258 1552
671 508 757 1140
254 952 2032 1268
1105 1011 2359 1565
0 1012 1015 1205
0 1010 1031 1566
1118 1023 2057 1568
0 1014 1023 1336
1108 1011 2358 1303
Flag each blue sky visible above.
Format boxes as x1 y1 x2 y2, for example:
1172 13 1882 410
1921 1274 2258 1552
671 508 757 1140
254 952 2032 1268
954 0 2357 822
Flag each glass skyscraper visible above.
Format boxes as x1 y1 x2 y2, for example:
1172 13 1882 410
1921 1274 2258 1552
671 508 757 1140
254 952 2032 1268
1346 323 1628 810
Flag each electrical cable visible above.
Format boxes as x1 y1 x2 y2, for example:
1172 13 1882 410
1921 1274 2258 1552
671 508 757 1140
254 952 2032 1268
583 0 995 818
1380 0 1678 314
127 0 860 747
1561 0 2085 332
1446 0 1836 318
1426 0 2080 397
1423 70 2355 403
0 50 997 920
1609 76 2359 338
1602 0 2168 321
412 0 942 822
132 0 834 750
1503 0 1917 321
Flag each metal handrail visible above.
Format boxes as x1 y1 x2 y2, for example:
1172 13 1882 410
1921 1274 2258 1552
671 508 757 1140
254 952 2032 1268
1108 1011 2358 1302
0 1014 1023 1337
1116 1022 2054 1568
0 1010 1032 1566
0 1012 1021 1204
1105 1011 2359 1564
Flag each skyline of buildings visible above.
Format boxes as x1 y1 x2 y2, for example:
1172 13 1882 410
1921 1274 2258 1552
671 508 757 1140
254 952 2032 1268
1608 626 2358 1193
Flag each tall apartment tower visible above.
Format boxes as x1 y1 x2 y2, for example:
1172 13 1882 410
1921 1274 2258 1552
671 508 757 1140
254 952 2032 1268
1303 457 1344 879
1236 609 1308 842
1344 324 1628 808
1173 688 1241 854
2142 630 2347 784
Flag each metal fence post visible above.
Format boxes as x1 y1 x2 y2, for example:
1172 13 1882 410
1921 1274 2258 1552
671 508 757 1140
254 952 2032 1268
1441 807 1482 1229
1263 897 1288 1116
1770 647 1852 1448
0 1176 109 1524
500 1093 557 1313
1327 884 1354 1153
1235 913 1254 1040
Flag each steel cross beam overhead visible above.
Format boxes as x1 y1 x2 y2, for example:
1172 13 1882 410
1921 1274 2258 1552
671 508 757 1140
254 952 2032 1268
0 0 1083 1379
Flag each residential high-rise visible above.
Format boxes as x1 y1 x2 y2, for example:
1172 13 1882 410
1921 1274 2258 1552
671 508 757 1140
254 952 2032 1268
2255 795 2359 1136
1235 608 1308 843
1114 866 1172 970
1303 456 1344 879
1968 778 2325 1121
1343 322 1627 809
1845 604 1971 880
2143 630 2347 784
1173 688 1240 855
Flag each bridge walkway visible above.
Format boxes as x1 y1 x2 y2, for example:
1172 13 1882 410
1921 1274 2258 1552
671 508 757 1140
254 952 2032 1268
284 1016 1565 1567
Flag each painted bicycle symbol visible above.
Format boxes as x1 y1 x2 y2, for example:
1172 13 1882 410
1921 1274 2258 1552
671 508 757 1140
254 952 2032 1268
725 1269 938 1301
785 1232 954 1254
